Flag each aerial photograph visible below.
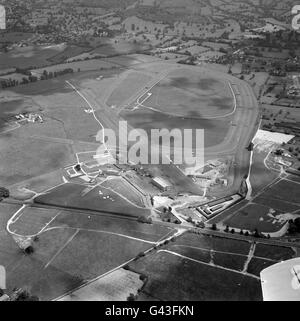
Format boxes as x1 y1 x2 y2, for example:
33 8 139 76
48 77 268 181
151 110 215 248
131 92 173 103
0 0 299 305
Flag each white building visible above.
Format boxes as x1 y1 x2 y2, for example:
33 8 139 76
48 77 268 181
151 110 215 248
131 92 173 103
152 177 172 192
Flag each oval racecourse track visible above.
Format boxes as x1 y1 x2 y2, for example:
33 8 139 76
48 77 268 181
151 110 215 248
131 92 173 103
63 61 259 198
101 63 260 196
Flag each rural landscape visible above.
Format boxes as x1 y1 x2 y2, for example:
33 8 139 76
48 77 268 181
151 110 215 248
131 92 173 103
0 0 300 303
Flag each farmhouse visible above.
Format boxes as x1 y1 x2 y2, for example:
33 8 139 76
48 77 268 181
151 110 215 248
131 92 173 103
152 177 172 192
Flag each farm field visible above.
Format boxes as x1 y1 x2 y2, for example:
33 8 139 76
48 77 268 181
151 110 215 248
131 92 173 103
0 44 69 70
59 268 143 301
129 250 262 301
34 183 151 218
30 58 119 76
0 134 74 187
128 232 297 301
2 202 173 300
221 177 300 235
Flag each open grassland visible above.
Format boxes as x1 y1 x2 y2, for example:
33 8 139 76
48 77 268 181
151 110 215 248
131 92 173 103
2 202 173 300
14 206 174 243
106 71 152 107
101 177 145 207
59 268 143 301
116 65 234 148
49 230 150 281
34 183 150 218
0 44 71 70
221 178 300 234
145 68 233 118
259 179 300 205
224 203 286 233
121 108 232 148
0 134 74 187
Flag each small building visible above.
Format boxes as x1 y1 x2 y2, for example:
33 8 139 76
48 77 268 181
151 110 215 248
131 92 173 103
152 177 172 192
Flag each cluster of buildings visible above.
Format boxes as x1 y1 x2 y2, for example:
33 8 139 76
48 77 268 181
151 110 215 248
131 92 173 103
15 113 43 123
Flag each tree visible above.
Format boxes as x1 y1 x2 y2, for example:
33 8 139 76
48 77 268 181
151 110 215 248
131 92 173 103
127 293 136 301
253 229 260 238
0 187 9 198
294 218 300 230
224 225 229 233
186 217 193 223
240 229 244 235
24 246 34 255
211 223 217 231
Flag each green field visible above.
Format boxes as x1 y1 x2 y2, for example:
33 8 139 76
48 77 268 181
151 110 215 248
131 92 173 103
0 43 91 71
224 203 286 233
0 135 74 186
2 202 173 300
127 232 297 300
129 250 262 301
101 177 145 207
35 183 150 218
145 68 233 118
118 66 234 148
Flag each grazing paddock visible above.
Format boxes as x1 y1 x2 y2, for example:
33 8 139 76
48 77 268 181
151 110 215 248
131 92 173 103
254 244 295 261
47 230 151 283
246 258 275 277
2 204 173 300
0 43 68 70
174 233 251 255
129 251 262 301
59 268 143 301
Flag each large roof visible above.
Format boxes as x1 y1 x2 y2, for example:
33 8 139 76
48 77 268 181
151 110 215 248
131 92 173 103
260 258 300 301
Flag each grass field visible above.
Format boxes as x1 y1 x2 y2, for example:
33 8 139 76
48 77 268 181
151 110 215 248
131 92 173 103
117 66 234 148
106 71 152 107
127 232 297 300
0 135 74 186
101 177 145 207
224 203 286 233
173 233 251 254
254 244 295 261
0 44 68 70
221 177 300 234
34 183 150 218
121 108 232 148
129 250 262 301
2 201 174 300
145 68 233 118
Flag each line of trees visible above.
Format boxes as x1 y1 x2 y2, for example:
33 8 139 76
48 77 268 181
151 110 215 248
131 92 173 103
0 68 74 89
